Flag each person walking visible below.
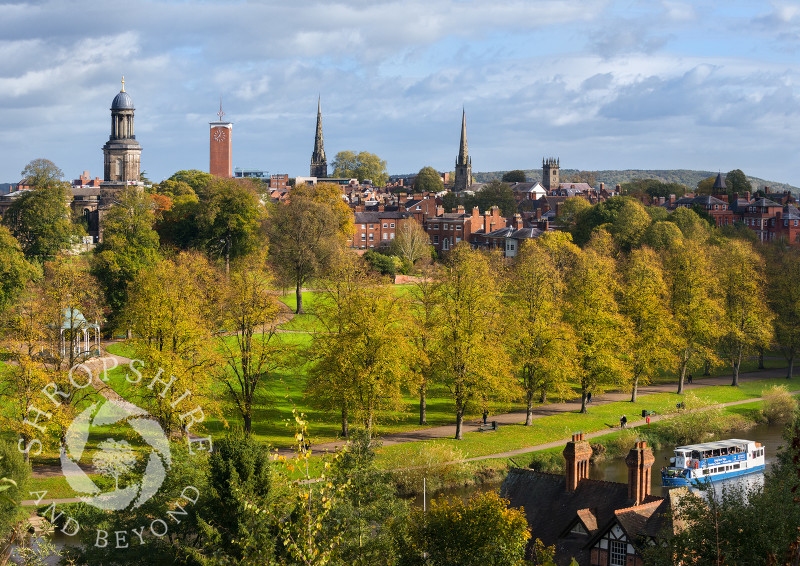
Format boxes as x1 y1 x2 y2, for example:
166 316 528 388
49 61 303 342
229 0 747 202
482 410 489 425
620 414 627 429
587 392 592 404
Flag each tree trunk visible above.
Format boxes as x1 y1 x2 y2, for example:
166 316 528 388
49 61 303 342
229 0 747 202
788 354 795 379
296 281 304 314
455 405 464 440
703 359 711 376
731 357 740 387
419 386 427 425
677 353 688 394
244 413 252 434
758 347 765 369
525 389 534 426
539 388 547 404
579 390 587 414
630 375 639 403
341 405 349 438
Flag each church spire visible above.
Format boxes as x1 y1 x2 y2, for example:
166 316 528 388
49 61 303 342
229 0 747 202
454 107 472 192
457 107 468 165
310 96 328 178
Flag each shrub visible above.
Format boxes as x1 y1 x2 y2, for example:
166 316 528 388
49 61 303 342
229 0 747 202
763 385 798 425
383 442 468 496
528 450 563 473
0 440 31 539
657 408 751 446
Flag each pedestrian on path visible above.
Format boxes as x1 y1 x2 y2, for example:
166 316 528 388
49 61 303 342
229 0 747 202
482 410 489 425
587 392 592 404
646 415 650 427
620 415 627 429
687 374 693 384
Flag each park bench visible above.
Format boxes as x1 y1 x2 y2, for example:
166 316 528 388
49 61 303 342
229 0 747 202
479 421 499 432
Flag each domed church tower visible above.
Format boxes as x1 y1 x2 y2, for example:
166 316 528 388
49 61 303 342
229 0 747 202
102 77 142 186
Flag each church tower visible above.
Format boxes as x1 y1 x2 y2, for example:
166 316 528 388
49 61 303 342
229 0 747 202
102 77 142 187
209 100 233 177
542 157 560 191
310 97 328 178
453 109 472 192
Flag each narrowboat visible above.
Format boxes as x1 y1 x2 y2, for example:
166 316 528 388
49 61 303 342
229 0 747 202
661 439 765 487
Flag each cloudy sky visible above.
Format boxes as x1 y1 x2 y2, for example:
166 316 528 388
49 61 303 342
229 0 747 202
1 0 799 184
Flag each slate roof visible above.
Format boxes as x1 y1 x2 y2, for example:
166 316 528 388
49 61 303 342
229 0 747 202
501 468 665 564
558 182 593 192
692 195 727 206
751 197 782 208
354 211 411 223
510 227 544 240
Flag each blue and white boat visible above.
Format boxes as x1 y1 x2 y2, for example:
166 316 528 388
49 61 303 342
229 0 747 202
661 439 765 487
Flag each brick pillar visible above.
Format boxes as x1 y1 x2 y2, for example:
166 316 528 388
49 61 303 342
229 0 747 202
563 433 592 492
626 441 655 504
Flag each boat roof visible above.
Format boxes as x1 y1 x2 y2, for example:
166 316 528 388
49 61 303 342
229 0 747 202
674 439 754 451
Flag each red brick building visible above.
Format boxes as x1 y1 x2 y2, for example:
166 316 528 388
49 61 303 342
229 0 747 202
423 205 505 253
352 210 413 249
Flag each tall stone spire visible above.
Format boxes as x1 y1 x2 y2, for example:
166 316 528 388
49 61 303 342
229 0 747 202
310 96 328 178
454 107 472 192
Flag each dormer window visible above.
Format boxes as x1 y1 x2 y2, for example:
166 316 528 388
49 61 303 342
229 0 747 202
570 522 587 535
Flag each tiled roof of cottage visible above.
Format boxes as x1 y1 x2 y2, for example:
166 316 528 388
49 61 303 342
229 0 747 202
354 211 411 223
751 197 782 208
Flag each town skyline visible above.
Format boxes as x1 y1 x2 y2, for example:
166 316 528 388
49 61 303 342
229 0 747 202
1 1 799 184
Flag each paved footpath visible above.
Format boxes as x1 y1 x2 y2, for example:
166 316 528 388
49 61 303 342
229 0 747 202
278 367 795 458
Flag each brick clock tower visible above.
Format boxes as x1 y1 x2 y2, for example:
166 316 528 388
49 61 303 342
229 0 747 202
209 101 232 177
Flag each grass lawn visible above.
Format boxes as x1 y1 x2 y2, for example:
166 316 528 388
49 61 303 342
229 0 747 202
373 376 800 466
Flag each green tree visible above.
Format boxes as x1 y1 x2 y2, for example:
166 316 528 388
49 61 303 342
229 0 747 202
669 206 711 242
664 240 723 393
765 242 800 377
307 257 409 438
90 187 160 319
195 178 265 274
620 247 678 401
291 181 355 241
725 169 752 196
406 267 442 425
3 180 79 260
396 492 530 566
413 166 444 193
436 245 514 439
442 190 458 213
0 441 31 542
509 240 576 423
163 169 214 194
268 193 341 314
20 158 64 187
564 248 631 412
567 170 597 186
717 240 774 386
695 175 716 195
0 226 38 312
218 255 285 433
467 180 517 216
642 220 684 250
621 178 686 199
332 150 389 187
501 170 527 183
328 431 407 565
557 197 592 241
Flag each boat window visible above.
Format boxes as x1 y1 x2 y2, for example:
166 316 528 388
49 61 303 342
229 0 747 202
733 464 740 469
703 469 710 475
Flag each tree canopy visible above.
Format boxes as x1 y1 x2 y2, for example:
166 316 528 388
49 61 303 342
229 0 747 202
332 151 388 187
413 166 444 193
501 170 527 183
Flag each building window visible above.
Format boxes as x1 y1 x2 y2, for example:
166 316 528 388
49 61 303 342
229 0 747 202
383 223 388 228
369 224 374 229
383 233 388 240
361 234 366 240
609 540 627 566
415 205 420 210
390 233 395 239
369 234 374 241
390 223 395 228
361 224 366 229
433 224 439 229
433 235 439 244
456 225 462 231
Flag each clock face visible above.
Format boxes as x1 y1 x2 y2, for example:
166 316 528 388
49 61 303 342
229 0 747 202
214 129 227 142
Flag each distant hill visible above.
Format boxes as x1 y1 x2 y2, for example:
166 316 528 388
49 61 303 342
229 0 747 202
471 169 799 195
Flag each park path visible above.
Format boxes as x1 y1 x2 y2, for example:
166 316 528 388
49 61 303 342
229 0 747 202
278 366 794 458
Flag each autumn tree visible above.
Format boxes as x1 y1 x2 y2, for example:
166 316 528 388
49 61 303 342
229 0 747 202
413 166 444 193
307 256 409 438
268 191 342 314
465 180 517 216
90 187 160 320
620 247 678 401
332 150 389 187
0 226 38 312
568 170 597 186
396 492 530 566
121 253 221 435
508 240 576 424
291 181 354 241
217 254 284 433
664 240 723 393
765 242 800 377
717 240 774 386
436 244 513 439
391 219 430 267
563 248 631 412
406 266 442 425
557 197 591 243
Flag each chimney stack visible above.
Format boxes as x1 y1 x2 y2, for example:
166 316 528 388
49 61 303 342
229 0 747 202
625 441 655 504
563 432 592 492
457 204 465 213
436 206 444 216
599 182 604 191
514 213 523 230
